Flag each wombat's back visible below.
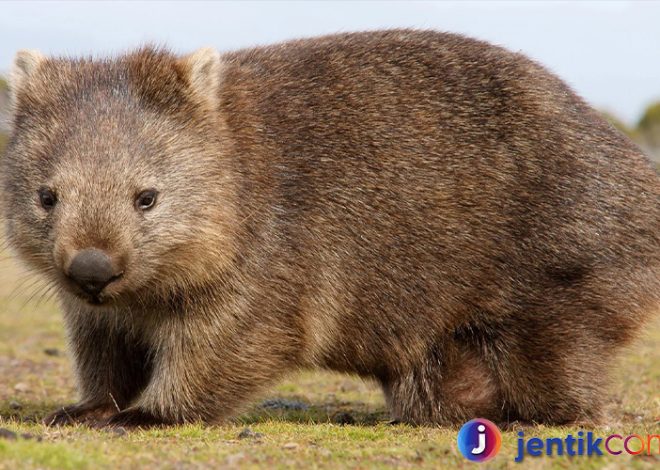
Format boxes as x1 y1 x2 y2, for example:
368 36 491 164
216 30 659 422
220 29 658 320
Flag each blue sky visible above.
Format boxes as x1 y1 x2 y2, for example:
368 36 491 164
1 1 658 125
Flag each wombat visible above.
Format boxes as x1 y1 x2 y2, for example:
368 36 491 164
1 30 658 428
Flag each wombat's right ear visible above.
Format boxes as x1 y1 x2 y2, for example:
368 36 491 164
9 50 46 103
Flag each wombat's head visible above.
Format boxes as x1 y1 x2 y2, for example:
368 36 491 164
1 47 238 308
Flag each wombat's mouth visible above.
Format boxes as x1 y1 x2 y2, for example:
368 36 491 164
69 290 114 307
60 276 120 307
88 295 106 306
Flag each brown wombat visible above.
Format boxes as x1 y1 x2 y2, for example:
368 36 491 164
1 30 658 428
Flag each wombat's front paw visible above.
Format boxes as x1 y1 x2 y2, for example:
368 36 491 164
44 403 116 426
101 408 170 429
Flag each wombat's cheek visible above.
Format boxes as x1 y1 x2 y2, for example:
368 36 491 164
4 218 53 274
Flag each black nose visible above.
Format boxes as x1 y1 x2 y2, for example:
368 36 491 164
67 249 120 297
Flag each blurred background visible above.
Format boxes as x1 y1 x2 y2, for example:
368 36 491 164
0 0 659 166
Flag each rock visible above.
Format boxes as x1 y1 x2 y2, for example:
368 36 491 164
339 380 360 393
109 426 127 437
100 424 127 436
260 399 308 411
318 447 332 457
237 428 263 439
0 428 17 440
9 400 22 410
43 348 61 357
13 383 29 393
20 433 42 442
282 442 299 450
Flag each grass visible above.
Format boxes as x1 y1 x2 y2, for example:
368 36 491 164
0 244 658 469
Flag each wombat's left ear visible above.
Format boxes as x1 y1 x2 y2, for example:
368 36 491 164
9 49 46 103
180 47 223 110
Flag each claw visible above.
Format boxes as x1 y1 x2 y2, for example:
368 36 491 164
43 403 116 427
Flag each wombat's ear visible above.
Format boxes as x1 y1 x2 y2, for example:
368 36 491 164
180 47 222 110
9 49 46 103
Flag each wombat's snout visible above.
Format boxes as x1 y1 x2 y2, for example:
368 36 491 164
66 248 123 298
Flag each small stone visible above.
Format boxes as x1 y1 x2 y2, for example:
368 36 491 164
20 433 42 442
102 423 128 437
44 348 61 357
237 428 263 439
339 380 360 393
282 442 299 450
9 401 22 410
0 428 17 440
13 383 29 393
109 426 127 437
224 452 245 466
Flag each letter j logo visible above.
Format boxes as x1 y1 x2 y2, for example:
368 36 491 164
457 418 502 462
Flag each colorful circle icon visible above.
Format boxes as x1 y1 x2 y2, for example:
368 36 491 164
457 418 502 462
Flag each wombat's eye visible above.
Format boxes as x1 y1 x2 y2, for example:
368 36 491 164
38 187 57 211
135 189 158 211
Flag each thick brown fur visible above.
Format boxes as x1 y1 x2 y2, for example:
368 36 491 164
1 30 658 428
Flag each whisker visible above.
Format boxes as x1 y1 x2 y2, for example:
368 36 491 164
20 281 56 312
7 276 44 303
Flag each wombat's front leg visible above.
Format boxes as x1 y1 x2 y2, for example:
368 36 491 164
44 402 117 427
102 315 296 428
45 315 152 426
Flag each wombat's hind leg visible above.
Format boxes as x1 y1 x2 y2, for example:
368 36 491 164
383 342 503 425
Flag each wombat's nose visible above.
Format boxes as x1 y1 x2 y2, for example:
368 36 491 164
67 249 120 296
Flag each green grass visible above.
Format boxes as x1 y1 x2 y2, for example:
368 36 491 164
0 245 658 469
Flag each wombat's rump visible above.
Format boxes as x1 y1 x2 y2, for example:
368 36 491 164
2 30 659 427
